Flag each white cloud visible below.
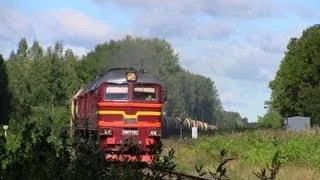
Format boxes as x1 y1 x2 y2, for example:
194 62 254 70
175 26 306 121
0 46 12 60
100 0 320 20
133 9 195 38
132 8 233 40
0 7 116 53
0 7 31 43
194 22 233 40
214 74 271 121
287 1 318 20
220 91 237 103
100 0 281 19
63 45 91 58
50 9 113 41
175 37 287 121
247 32 288 54
259 68 275 82
195 41 281 82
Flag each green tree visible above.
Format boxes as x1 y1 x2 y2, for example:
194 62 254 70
269 24 320 124
4 36 229 133
80 36 223 123
6 38 33 119
16 38 28 59
257 110 282 128
28 39 43 60
218 110 244 130
0 54 10 125
5 38 83 138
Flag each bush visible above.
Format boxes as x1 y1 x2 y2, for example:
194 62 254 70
0 118 178 180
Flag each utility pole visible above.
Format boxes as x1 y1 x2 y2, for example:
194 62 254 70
214 107 219 129
3 125 8 138
140 59 144 71
201 110 204 122
216 110 220 129
180 117 183 141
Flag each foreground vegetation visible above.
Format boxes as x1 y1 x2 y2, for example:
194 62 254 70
4 121 318 179
1 119 285 180
163 129 320 179
1 119 180 180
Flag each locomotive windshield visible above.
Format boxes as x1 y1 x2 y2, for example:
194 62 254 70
133 84 156 101
105 84 129 100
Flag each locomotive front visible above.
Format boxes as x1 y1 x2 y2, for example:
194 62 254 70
95 68 165 162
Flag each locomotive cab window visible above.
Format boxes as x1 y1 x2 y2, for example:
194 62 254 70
105 84 129 100
133 85 156 101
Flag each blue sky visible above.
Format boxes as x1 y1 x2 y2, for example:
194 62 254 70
1 0 320 122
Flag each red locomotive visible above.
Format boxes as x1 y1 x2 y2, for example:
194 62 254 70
70 68 166 162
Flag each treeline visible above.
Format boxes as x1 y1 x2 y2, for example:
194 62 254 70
0 36 246 131
1 39 82 139
258 24 320 128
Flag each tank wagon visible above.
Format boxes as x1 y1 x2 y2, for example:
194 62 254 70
161 116 218 137
70 68 166 162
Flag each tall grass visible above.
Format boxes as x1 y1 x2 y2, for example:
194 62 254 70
163 128 320 179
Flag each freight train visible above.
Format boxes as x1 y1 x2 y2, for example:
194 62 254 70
161 116 218 137
70 67 217 162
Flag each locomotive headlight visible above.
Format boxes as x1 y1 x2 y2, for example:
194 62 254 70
126 72 137 82
99 128 112 136
149 129 161 136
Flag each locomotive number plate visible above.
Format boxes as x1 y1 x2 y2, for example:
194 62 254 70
122 129 139 136
124 118 137 124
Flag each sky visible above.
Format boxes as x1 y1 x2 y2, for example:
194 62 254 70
1 0 320 122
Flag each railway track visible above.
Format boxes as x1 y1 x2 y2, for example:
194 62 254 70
142 167 212 180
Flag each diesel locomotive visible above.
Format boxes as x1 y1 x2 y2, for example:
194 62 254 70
70 67 166 162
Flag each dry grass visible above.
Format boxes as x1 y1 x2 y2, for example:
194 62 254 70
161 130 320 180
163 146 320 180
229 161 320 180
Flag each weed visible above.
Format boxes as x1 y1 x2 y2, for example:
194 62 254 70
253 150 282 180
195 149 234 180
148 140 177 179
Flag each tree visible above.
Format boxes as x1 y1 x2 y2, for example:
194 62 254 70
257 110 282 128
6 38 33 119
3 36 233 130
16 38 28 59
5 38 83 136
28 39 43 60
80 36 223 123
218 110 244 130
0 54 10 125
269 24 320 124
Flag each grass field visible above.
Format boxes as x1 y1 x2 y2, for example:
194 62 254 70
162 129 320 180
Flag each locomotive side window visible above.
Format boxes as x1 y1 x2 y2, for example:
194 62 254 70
105 84 129 100
133 85 156 101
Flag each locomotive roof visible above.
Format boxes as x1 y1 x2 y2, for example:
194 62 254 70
85 68 162 92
